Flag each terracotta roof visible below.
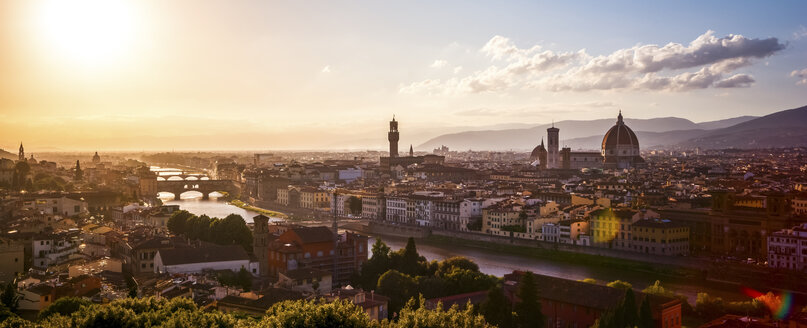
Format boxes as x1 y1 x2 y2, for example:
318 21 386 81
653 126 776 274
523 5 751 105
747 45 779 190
289 226 333 244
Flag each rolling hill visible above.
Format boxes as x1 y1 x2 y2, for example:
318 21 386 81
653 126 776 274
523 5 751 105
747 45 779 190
678 105 807 149
417 115 758 151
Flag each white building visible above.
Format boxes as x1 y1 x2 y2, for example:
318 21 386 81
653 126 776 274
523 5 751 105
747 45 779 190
154 245 256 275
767 223 807 271
23 196 88 217
385 196 407 223
33 232 81 269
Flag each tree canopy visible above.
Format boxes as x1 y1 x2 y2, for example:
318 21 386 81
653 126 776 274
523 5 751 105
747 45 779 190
0 296 493 328
166 210 253 252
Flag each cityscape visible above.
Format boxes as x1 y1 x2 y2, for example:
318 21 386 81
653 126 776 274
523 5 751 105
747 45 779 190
2 1 807 328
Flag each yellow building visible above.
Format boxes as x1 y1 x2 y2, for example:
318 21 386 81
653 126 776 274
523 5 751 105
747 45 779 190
482 200 527 236
630 219 689 256
589 208 658 250
299 188 331 210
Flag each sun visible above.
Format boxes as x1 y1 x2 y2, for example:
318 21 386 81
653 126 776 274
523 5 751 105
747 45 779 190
31 0 141 68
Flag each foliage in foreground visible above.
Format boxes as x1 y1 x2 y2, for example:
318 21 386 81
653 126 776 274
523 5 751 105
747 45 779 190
0 296 491 328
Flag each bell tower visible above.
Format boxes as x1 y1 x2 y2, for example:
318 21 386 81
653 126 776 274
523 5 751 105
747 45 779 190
388 116 399 158
18 143 24 161
547 123 559 169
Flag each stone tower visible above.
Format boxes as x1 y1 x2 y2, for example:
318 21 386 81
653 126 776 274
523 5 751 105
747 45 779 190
252 214 271 277
388 116 399 158
547 123 559 169
18 143 24 162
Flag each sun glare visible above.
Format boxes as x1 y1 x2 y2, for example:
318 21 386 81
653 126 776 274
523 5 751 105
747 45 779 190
31 0 140 68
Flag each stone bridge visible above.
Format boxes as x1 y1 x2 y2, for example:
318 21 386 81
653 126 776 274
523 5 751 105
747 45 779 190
156 179 240 200
156 174 210 181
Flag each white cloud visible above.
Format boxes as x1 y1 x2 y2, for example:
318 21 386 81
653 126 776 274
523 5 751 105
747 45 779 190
791 68 807 85
400 31 786 94
430 60 447 68
794 25 807 40
321 65 331 73
453 66 463 74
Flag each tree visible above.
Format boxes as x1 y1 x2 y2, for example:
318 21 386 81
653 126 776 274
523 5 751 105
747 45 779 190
436 257 479 277
620 288 638 328
348 196 363 215
514 272 544 328
11 162 31 191
38 297 92 320
607 280 633 290
264 299 373 328
695 292 725 319
0 280 19 313
390 295 492 328
580 278 598 284
396 237 425 276
377 270 417 317
167 210 193 235
479 286 514 328
638 298 654 328
237 267 253 292
0 303 16 322
357 239 393 290
74 160 83 181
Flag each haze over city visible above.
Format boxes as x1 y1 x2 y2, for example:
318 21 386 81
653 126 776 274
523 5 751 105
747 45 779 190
2 2 807 327
2 0 807 151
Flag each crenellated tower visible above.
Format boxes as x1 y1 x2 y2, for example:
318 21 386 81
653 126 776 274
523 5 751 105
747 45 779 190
388 116 399 158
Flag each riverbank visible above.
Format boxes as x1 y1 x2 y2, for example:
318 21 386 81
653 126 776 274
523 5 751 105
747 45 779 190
425 234 700 280
230 200 287 218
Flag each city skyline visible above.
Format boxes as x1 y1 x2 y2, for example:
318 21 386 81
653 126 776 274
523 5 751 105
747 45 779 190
2 0 807 151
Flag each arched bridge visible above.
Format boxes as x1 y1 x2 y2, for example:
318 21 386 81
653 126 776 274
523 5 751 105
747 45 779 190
156 179 240 200
156 174 210 181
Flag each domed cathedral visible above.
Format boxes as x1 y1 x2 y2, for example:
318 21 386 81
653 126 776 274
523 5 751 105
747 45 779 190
530 139 548 169
601 111 645 169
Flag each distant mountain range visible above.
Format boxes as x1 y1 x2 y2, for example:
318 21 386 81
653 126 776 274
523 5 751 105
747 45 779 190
0 148 15 160
417 106 807 151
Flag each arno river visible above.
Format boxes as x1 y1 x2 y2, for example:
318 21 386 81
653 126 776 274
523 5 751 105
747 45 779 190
162 195 751 304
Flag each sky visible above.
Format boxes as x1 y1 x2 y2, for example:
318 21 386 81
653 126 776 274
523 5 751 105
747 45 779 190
1 0 806 151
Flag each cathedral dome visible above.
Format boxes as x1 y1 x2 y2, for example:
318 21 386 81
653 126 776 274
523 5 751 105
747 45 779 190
601 111 644 169
601 111 639 151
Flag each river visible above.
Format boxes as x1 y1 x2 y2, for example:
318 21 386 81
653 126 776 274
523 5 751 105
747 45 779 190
151 167 748 304
370 235 751 304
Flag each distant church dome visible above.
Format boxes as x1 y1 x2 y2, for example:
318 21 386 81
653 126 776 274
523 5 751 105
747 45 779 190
530 139 547 159
530 138 548 169
601 111 644 169
601 111 639 150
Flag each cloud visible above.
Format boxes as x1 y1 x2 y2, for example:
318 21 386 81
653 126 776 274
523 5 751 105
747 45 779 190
321 65 331 73
791 68 807 85
794 25 807 40
400 31 786 94
453 66 463 74
714 74 755 88
430 60 447 68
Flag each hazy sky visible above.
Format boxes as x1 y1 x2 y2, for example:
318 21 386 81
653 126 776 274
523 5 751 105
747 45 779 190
1 0 806 151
